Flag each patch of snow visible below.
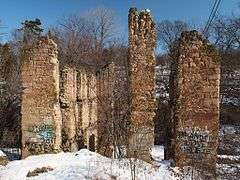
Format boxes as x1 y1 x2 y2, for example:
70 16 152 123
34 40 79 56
151 145 164 162
0 149 176 180
220 125 237 136
145 9 151 13
218 155 240 161
217 163 240 180
0 150 6 157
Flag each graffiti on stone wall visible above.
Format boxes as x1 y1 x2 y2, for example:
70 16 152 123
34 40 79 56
28 123 55 141
26 123 55 154
176 127 213 156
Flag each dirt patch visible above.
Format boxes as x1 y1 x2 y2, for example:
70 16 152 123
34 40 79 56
0 156 9 166
26 166 54 177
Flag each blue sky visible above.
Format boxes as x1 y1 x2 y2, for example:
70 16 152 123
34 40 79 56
0 0 239 41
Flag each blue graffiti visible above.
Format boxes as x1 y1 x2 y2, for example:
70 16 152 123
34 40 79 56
28 123 55 141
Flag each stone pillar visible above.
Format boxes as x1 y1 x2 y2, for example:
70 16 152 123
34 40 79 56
170 31 220 179
21 37 62 158
78 68 98 151
60 66 78 151
128 8 156 162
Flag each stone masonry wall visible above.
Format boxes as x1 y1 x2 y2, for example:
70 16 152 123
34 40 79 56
21 37 62 158
128 8 156 162
77 67 97 151
59 65 98 152
60 66 78 151
170 31 220 179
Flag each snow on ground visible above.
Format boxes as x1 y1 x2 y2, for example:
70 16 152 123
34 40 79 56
151 145 164 162
218 155 240 162
0 150 6 157
217 154 240 179
217 163 240 180
0 148 176 180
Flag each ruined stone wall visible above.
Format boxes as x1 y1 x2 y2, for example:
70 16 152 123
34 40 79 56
128 8 156 162
77 67 97 151
170 31 220 179
60 66 78 151
21 37 62 158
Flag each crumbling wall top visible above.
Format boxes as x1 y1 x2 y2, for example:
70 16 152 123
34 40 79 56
128 7 156 44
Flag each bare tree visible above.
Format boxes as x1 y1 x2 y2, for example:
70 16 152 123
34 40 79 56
208 13 240 125
87 7 117 50
157 20 189 51
155 20 191 147
50 7 130 157
156 20 191 103
209 15 240 52
51 7 117 69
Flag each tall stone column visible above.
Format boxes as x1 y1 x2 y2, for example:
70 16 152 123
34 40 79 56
21 37 62 158
128 8 156 162
170 31 220 179
60 66 78 151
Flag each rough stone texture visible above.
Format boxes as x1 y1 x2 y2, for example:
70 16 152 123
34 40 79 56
128 8 156 162
58 65 98 152
169 31 220 179
60 66 78 151
21 37 62 158
77 67 97 151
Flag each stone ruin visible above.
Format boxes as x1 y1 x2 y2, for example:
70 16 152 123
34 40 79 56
128 8 157 162
20 36 99 157
168 31 220 178
0 7 222 179
59 66 98 152
20 37 62 157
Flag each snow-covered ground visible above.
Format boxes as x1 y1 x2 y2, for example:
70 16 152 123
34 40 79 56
217 155 240 180
0 147 176 180
0 150 6 157
2 145 239 179
219 125 240 155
